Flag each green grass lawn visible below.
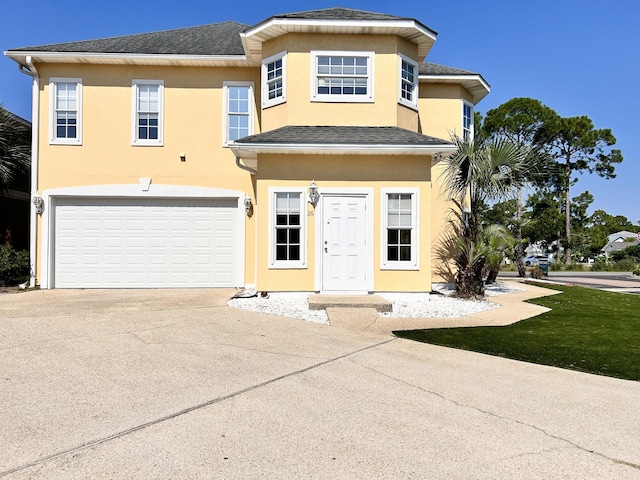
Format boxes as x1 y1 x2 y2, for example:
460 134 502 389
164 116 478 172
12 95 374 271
394 284 640 381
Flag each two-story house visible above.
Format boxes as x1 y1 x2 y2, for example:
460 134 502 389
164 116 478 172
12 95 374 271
5 7 489 292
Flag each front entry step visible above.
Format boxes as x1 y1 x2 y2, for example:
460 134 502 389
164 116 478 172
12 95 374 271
308 294 392 313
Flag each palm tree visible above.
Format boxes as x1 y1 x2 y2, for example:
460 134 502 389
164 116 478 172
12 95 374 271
441 136 539 298
0 106 30 194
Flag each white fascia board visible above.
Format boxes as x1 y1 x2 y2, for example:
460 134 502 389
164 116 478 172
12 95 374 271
5 51 251 67
419 73 490 91
230 142 457 156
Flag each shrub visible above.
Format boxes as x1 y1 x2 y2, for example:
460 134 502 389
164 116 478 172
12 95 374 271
530 266 545 279
611 258 640 272
0 245 29 287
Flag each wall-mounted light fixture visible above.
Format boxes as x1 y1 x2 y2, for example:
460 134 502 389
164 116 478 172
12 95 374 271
179 153 186 162
244 196 253 217
308 180 319 207
33 196 44 215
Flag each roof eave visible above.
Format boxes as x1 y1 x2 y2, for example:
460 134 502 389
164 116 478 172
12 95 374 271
229 142 457 157
4 50 254 67
419 73 491 104
241 18 437 62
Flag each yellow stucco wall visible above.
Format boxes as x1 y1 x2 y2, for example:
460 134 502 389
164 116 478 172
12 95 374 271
30 31 473 290
261 34 420 132
33 62 261 286
255 154 433 292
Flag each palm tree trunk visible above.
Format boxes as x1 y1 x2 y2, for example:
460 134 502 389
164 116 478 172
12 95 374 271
515 187 526 277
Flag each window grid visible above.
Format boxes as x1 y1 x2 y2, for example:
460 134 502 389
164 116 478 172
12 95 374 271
316 55 369 96
267 58 283 100
227 85 250 142
463 103 473 142
55 83 77 139
275 193 301 262
387 193 413 262
400 60 415 102
137 84 159 141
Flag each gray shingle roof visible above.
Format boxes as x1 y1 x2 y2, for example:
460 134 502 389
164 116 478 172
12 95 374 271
419 62 477 76
234 126 451 146
10 21 248 55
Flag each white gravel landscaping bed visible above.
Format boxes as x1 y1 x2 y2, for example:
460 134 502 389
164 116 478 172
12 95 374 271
228 282 524 324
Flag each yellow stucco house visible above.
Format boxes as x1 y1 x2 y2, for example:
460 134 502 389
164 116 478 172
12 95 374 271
5 7 489 293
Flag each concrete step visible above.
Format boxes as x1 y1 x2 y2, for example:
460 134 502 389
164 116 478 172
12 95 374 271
308 294 392 313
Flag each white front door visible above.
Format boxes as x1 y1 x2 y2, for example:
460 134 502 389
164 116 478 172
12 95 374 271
321 195 367 292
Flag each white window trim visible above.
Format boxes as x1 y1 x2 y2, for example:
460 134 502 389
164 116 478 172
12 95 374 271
131 79 164 146
398 54 419 110
262 51 286 108
310 50 375 103
380 187 420 270
49 77 82 145
462 99 474 142
222 81 255 147
268 187 307 269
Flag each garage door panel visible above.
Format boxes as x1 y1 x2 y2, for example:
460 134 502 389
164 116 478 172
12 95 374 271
54 197 239 288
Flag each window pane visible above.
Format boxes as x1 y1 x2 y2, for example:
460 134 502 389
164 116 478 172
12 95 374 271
276 214 287 225
289 228 300 244
276 229 287 243
289 245 300 261
399 229 411 244
388 246 398 261
276 245 288 261
400 246 411 261
289 214 300 226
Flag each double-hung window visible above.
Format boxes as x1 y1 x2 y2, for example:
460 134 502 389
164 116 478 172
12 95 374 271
132 80 163 146
262 52 286 108
381 188 419 269
398 54 418 110
223 81 254 146
49 78 82 145
311 51 374 102
462 100 474 142
270 189 306 268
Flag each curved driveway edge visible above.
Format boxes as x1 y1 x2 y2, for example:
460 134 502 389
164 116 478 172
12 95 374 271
1 288 638 479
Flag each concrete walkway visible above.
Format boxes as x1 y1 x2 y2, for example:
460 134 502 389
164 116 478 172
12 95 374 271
0 287 639 478
327 281 561 335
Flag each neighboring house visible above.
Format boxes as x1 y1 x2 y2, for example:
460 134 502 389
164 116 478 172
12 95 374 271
4 7 489 292
0 111 31 250
601 231 639 257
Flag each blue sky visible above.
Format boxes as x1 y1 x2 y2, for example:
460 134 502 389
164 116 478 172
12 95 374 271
2 0 638 224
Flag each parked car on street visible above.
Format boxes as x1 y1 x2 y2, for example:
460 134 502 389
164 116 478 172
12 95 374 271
524 255 553 266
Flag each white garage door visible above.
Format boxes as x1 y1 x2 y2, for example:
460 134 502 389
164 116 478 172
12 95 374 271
53 197 239 288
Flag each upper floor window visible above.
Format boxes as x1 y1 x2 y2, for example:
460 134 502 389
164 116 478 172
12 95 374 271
398 54 418 110
262 51 286 108
311 51 374 103
269 188 307 269
381 188 419 270
132 80 163 146
223 81 254 146
463 101 474 142
49 78 82 145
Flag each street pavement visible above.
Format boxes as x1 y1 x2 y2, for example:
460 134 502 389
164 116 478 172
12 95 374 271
499 271 640 294
0 288 639 479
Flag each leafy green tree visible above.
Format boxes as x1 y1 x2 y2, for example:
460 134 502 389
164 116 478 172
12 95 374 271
483 98 556 276
522 190 564 257
539 115 623 263
0 106 30 194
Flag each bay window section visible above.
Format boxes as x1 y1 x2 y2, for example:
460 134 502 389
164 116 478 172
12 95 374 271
463 101 474 142
262 51 286 108
381 189 418 269
398 54 418 109
311 51 374 103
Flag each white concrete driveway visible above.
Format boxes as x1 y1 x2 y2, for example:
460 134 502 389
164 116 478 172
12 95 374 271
0 289 639 479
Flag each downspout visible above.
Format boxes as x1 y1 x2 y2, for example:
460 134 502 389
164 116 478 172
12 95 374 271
20 56 39 288
234 155 258 290
234 155 257 175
